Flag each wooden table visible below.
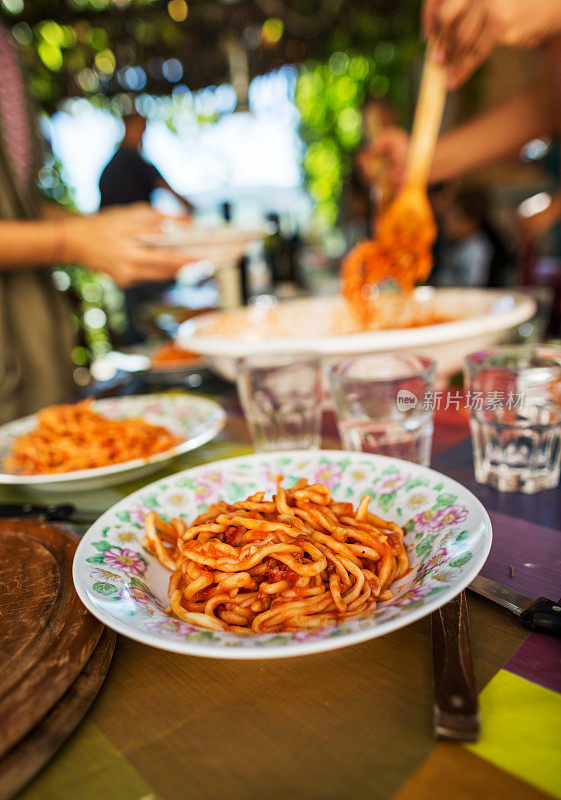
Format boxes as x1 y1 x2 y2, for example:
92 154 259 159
5 392 561 800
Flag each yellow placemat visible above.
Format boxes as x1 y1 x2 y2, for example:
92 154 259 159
466 669 561 799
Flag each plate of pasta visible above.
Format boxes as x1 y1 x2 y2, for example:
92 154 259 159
72 450 491 658
0 394 226 492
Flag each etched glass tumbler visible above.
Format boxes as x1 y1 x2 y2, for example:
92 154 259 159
464 346 561 493
236 353 323 452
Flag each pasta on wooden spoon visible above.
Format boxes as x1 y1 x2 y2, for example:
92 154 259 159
342 43 447 324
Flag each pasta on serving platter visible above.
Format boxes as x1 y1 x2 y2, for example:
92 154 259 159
341 185 437 326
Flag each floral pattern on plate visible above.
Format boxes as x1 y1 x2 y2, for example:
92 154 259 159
73 450 492 659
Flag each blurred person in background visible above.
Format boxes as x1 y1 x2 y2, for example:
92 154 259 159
99 112 194 212
0 21 189 424
426 181 455 284
340 97 397 250
362 96 397 140
99 112 195 344
436 187 515 287
340 164 374 249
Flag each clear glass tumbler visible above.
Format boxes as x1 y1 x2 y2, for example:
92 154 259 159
464 345 561 493
328 353 436 465
235 352 323 452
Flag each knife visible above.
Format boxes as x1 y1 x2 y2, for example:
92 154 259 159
432 591 480 741
470 575 561 637
0 503 99 525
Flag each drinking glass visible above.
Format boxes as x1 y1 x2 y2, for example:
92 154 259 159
235 353 323 451
328 353 436 465
464 345 561 493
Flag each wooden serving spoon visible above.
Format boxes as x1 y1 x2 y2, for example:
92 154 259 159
341 43 448 320
407 40 449 187
376 41 448 261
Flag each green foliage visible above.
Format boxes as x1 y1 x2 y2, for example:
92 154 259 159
39 150 119 363
6 2 173 113
295 3 423 227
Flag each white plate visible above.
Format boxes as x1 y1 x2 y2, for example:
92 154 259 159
73 450 492 659
137 225 267 266
0 394 225 493
176 288 535 380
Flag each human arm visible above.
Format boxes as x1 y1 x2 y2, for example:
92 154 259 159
0 204 192 287
423 0 561 88
359 55 557 189
428 70 555 182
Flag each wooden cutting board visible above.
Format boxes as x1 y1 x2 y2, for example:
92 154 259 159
0 628 116 800
0 519 104 758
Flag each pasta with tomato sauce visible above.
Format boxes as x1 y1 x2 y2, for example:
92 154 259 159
4 400 181 475
143 478 409 634
341 184 437 325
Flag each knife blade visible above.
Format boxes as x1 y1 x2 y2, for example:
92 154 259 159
0 503 99 525
469 575 561 637
432 591 480 742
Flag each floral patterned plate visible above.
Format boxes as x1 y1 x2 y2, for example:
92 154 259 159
0 394 225 493
73 450 492 659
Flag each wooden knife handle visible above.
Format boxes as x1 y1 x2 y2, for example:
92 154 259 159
432 591 480 741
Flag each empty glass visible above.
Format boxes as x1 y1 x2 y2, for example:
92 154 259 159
328 353 436 465
464 346 561 493
236 353 323 452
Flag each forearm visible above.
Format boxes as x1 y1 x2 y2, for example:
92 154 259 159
430 74 555 182
501 0 561 48
0 220 74 270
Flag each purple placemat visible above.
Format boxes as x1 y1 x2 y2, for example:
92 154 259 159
481 512 561 601
432 438 561 531
433 434 561 695
505 631 561 694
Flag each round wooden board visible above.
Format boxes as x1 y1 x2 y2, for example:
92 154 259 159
0 628 116 800
0 519 103 758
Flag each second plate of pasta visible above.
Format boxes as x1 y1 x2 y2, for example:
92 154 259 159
0 394 226 492
73 450 491 658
